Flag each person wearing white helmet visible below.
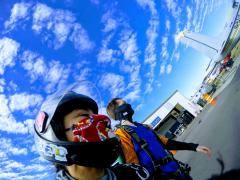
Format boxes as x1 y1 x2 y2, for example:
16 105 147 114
34 89 150 180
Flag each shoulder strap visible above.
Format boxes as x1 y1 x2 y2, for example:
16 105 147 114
120 125 156 169
132 122 167 149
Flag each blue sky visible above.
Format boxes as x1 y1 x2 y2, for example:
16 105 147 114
0 0 230 179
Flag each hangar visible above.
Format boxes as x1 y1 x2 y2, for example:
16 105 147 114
143 91 202 139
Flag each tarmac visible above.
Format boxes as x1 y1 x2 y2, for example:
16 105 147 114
174 55 240 179
176 54 240 142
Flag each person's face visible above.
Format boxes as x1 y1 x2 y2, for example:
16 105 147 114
64 109 94 141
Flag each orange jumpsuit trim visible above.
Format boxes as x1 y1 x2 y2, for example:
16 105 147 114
115 128 139 164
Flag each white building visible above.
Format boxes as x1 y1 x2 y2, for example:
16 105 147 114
143 91 202 138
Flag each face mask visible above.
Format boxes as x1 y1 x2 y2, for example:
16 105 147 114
65 114 115 142
114 103 134 122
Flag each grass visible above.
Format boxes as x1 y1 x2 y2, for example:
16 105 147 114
231 39 240 59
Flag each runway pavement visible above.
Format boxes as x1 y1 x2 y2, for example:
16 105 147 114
175 60 240 180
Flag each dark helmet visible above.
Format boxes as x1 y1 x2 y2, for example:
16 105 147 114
34 89 120 167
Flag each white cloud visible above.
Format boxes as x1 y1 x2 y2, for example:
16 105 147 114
51 10 76 49
0 172 19 179
98 7 125 62
97 32 119 64
160 64 165 74
145 19 159 64
119 30 139 64
9 93 43 111
98 11 121 63
5 161 24 170
33 58 46 77
143 18 159 94
21 50 39 70
99 73 125 97
157 82 162 87
136 0 158 16
4 2 93 52
75 59 89 69
0 159 54 180
1 173 47 180
164 0 182 19
98 105 108 116
174 32 180 45
19 164 47 172
0 78 5 93
145 83 153 94
192 0 201 29
118 29 141 100
32 3 53 33
166 64 172 74
33 3 77 50
9 81 18 92
199 3 209 32
0 37 20 75
136 0 158 64
67 82 102 105
74 67 91 81
101 10 119 33
99 9 142 100
124 64 141 101
46 61 64 83
24 119 35 135
4 2 32 31
0 138 28 156
162 36 168 46
136 0 159 94
124 89 140 102
44 60 70 93
161 46 169 60
164 0 182 50
186 6 192 30
69 23 95 52
169 46 179 62
194 1 209 32
53 22 72 49
191 0 213 33
0 95 29 134
103 18 118 33
174 52 180 61
161 36 169 60
21 50 70 92
21 50 47 82
135 102 144 112
97 47 119 64
187 0 225 35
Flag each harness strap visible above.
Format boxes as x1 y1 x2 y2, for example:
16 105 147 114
120 125 190 177
154 154 174 167
121 125 156 170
